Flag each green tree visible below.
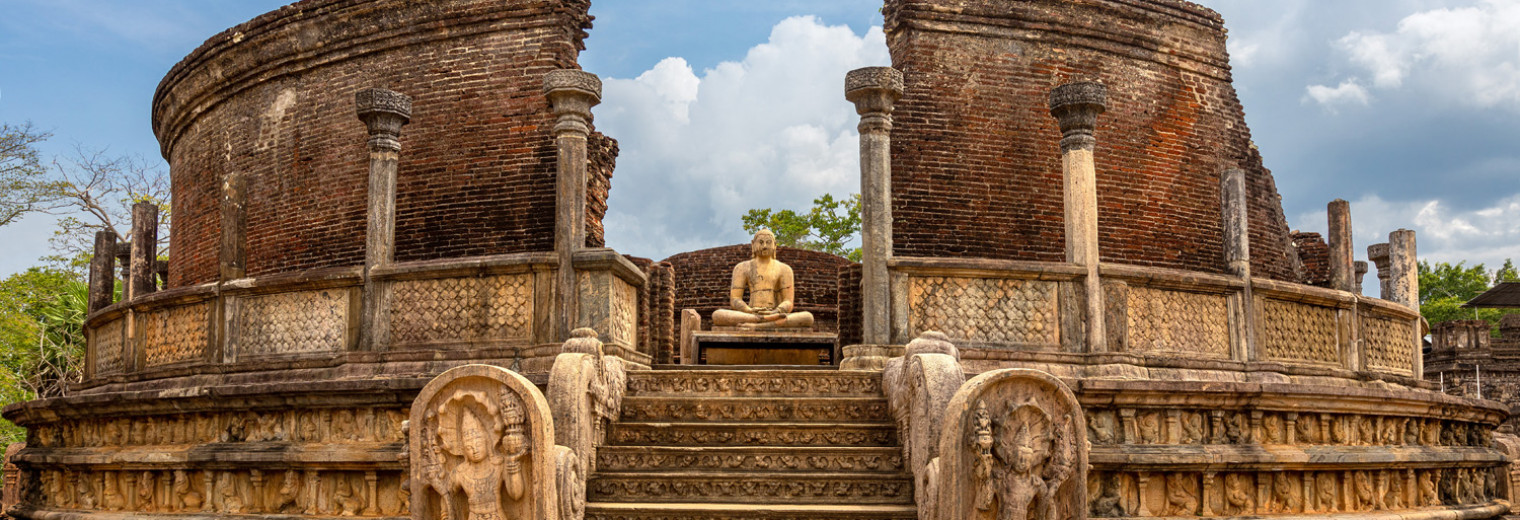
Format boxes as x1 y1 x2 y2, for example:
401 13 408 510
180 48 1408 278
1418 260 1520 334
0 122 60 228
0 267 87 443
1496 259 1519 284
742 193 862 260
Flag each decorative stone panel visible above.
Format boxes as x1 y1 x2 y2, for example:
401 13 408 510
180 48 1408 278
610 276 637 348
1258 298 1340 365
235 289 348 357
1362 315 1416 376
1126 287 1230 358
142 302 211 368
907 276 1058 346
93 317 126 376
387 274 533 347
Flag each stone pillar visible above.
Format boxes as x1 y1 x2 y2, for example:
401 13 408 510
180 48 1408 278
219 171 247 281
88 230 118 313
1388 230 1418 308
128 202 159 301
1221 169 1251 277
1328 199 1355 292
1354 260 1368 295
1369 243 1391 299
355 88 413 270
355 88 413 351
1049 82 1107 352
544 70 602 341
845 67 903 345
115 241 131 287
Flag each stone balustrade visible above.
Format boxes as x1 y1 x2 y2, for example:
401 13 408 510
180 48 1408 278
886 256 1424 382
81 249 648 387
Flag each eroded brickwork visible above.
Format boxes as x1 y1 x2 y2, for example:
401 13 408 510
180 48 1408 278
157 0 615 287
883 0 1297 281
1292 231 1331 287
662 245 852 333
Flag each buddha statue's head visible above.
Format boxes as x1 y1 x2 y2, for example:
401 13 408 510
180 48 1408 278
751 229 777 260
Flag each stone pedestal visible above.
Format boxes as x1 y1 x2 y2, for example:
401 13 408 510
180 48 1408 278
692 330 839 366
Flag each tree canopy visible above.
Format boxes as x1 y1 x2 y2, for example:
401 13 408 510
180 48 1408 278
741 193 862 261
1418 260 1520 333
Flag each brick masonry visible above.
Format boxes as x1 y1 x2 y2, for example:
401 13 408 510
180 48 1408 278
1291 231 1330 288
661 245 856 334
883 0 1299 281
154 0 616 287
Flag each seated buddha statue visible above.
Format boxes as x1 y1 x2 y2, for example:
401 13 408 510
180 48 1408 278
710 229 815 330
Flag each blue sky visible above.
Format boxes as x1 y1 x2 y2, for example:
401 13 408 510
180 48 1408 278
2 0 1519 282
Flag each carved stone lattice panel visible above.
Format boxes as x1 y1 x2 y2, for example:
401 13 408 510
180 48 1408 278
1125 287 1230 357
907 276 1058 346
31 467 408 517
142 302 211 368
610 277 637 347
1362 315 1416 376
93 317 126 376
1086 467 1505 518
1258 298 1340 365
388 274 532 346
236 290 347 357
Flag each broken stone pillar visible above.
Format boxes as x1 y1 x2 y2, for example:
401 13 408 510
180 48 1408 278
1220 168 1250 278
1049 82 1107 352
1327 199 1355 292
128 202 159 300
845 66 903 346
1388 230 1417 309
544 70 602 341
1368 243 1391 300
114 240 131 288
355 87 413 350
87 230 118 313
220 171 247 281
355 88 412 270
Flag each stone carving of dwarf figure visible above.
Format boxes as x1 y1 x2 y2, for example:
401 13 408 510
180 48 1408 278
711 229 814 330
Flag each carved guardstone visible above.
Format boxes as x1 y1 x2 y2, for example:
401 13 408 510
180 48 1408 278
931 369 1087 520
410 364 560 520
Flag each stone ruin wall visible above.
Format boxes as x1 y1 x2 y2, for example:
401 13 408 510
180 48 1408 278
1291 231 1331 287
883 0 1298 282
155 0 616 288
1429 316 1520 431
662 245 855 334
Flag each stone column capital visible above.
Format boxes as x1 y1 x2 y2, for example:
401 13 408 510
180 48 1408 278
355 88 413 152
845 67 904 129
544 70 602 136
1049 82 1108 152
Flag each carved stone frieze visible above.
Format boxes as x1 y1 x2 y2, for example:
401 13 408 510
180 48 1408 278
595 448 904 473
1258 298 1340 365
607 424 896 447
93 317 126 376
618 398 889 422
626 372 882 396
141 301 211 367
1361 315 1416 376
907 277 1058 346
28 406 407 448
1079 407 1490 449
587 475 912 503
235 289 348 357
1125 287 1229 358
409 364 559 520
1087 467 1504 517
29 468 407 517
388 274 533 347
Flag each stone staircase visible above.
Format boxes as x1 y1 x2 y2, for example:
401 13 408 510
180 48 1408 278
586 367 916 520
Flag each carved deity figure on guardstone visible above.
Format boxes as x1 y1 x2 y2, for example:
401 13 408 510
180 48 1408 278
711 229 815 329
932 369 1085 520
411 364 559 520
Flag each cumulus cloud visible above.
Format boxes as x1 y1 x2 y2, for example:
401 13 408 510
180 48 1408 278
597 16 889 260
1304 80 1371 111
1310 0 1520 110
1294 193 1520 273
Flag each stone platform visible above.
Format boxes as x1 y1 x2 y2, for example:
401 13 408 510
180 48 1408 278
690 330 838 365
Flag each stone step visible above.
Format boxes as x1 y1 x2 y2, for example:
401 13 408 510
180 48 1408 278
619 396 890 423
585 502 918 520
596 445 905 473
608 421 898 447
587 471 915 505
628 369 882 397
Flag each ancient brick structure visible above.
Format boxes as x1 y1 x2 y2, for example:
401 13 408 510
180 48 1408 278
884 0 1297 282
5 1 1509 519
662 245 854 334
1428 316 1520 431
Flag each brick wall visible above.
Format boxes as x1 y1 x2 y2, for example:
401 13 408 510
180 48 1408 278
1291 232 1330 288
883 0 1298 281
837 263 864 346
156 0 615 287
663 245 853 333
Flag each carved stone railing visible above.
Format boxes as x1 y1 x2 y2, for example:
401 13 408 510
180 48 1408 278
886 257 1423 382
82 250 648 387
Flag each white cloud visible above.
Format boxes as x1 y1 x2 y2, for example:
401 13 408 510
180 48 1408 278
1319 0 1520 110
1304 80 1371 111
598 16 889 260
1293 193 1520 274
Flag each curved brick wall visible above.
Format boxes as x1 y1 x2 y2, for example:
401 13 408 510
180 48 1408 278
884 0 1298 281
154 0 616 287
662 245 856 333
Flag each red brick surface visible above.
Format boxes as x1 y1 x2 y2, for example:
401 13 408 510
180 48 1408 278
155 0 614 287
1291 232 1330 288
662 245 854 333
884 0 1298 281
